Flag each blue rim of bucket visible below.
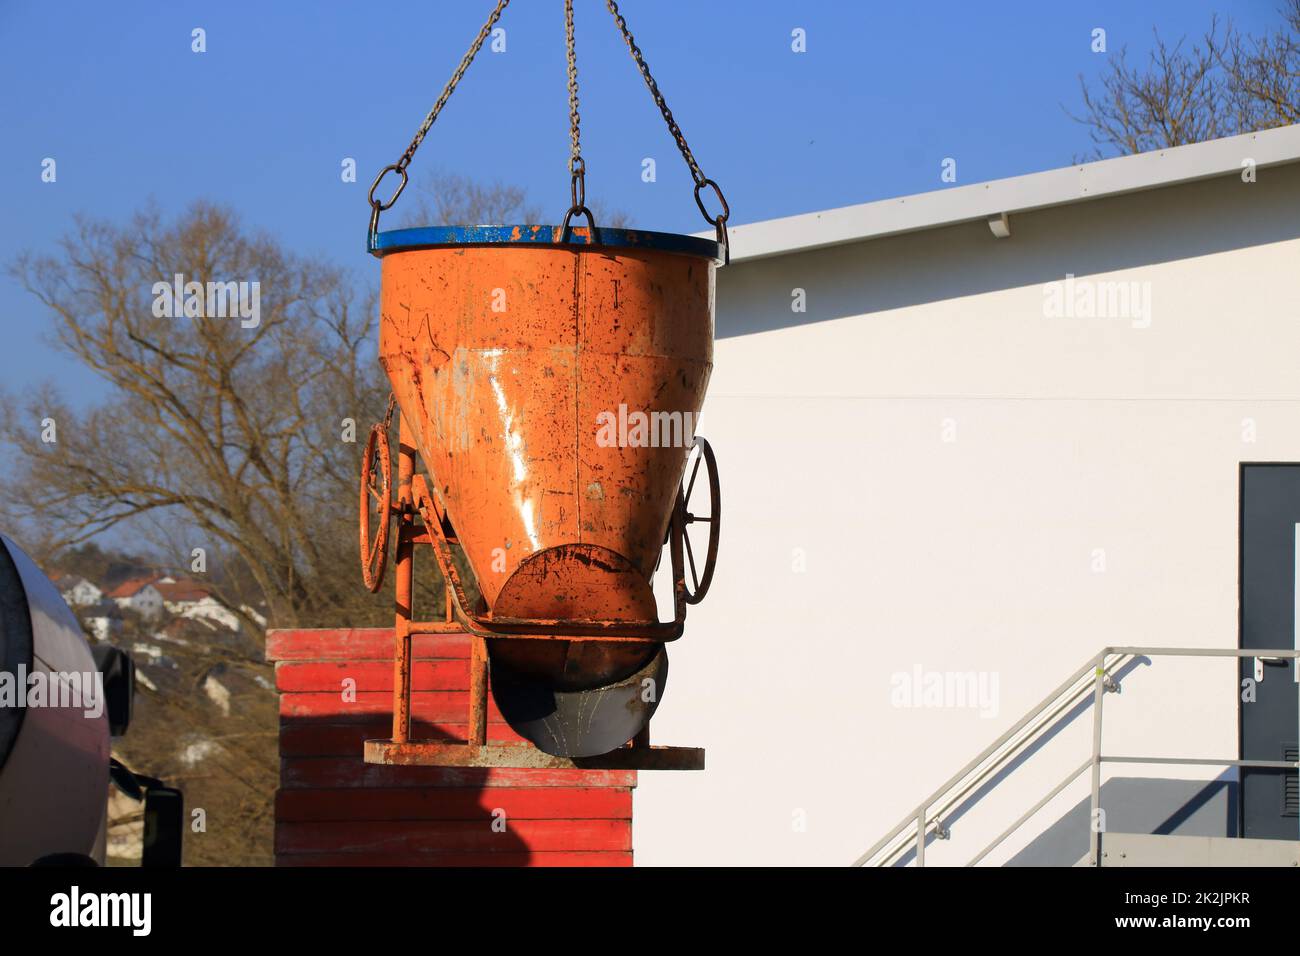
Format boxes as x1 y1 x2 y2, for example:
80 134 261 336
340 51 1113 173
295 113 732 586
369 224 720 261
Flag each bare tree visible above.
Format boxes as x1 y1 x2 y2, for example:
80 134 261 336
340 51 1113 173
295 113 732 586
1070 2 1300 158
586 198 631 229
4 202 389 628
399 171 542 226
400 170 630 228
6 173 634 630
1216 0 1300 129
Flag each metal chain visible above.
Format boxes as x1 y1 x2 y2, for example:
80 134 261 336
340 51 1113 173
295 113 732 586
402 0 512 170
368 0 512 236
366 0 728 261
604 0 701 183
561 0 596 237
603 0 730 262
566 0 582 173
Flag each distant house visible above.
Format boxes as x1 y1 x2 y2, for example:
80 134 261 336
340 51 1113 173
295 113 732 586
105 576 165 620
54 574 103 608
81 601 123 642
155 577 240 631
154 577 207 611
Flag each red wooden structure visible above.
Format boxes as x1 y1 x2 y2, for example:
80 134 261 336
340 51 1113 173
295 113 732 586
268 627 633 866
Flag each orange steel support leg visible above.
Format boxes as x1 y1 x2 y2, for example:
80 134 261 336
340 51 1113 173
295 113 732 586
391 414 416 744
468 636 488 747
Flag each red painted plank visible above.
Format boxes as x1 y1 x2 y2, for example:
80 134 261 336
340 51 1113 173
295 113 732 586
276 819 631 854
271 628 639 865
276 660 471 693
266 628 470 662
276 787 632 822
279 691 506 722
275 851 632 867
279 719 524 756
279 757 636 790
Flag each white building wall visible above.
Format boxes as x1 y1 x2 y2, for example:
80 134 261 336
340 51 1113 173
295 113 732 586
61 580 102 607
636 163 1300 865
116 585 163 621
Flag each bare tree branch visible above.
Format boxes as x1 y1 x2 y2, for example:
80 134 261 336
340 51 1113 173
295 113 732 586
3 202 393 629
1068 4 1300 158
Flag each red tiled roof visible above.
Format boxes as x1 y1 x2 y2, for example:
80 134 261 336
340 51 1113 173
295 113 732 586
155 579 212 603
105 575 162 599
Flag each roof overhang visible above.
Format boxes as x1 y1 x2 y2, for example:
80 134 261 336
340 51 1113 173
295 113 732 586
705 124 1300 263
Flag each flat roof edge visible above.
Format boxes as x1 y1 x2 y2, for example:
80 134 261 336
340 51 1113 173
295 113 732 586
707 125 1300 263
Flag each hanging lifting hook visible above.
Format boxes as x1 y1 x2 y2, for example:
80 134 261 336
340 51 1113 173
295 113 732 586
560 1 597 245
561 204 597 241
561 156 597 241
367 163 409 239
570 157 587 209
694 178 731 265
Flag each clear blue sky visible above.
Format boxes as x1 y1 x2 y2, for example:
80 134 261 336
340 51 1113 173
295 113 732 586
0 0 1284 405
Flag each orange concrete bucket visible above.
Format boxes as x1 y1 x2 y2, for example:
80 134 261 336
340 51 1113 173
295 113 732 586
372 224 720 755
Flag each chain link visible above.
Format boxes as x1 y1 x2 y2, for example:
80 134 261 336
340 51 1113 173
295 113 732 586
603 0 729 261
368 0 512 236
561 0 596 238
604 0 705 185
400 0 511 170
565 0 582 173
368 0 729 262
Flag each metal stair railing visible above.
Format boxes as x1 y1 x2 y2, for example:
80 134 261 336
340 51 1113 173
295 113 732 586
852 646 1300 867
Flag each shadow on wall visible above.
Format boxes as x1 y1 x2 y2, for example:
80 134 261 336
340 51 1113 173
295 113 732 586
717 164 1300 340
1006 775 1239 867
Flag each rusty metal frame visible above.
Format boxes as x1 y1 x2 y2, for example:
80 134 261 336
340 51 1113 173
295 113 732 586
365 412 704 770
410 470 690 644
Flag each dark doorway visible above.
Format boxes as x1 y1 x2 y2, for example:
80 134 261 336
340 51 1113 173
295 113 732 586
1238 464 1300 840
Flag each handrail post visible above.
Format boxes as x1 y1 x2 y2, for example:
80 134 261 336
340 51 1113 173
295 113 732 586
1088 663 1106 866
916 806 926 866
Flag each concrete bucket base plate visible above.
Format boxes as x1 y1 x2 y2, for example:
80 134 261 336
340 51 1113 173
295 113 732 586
363 740 705 770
